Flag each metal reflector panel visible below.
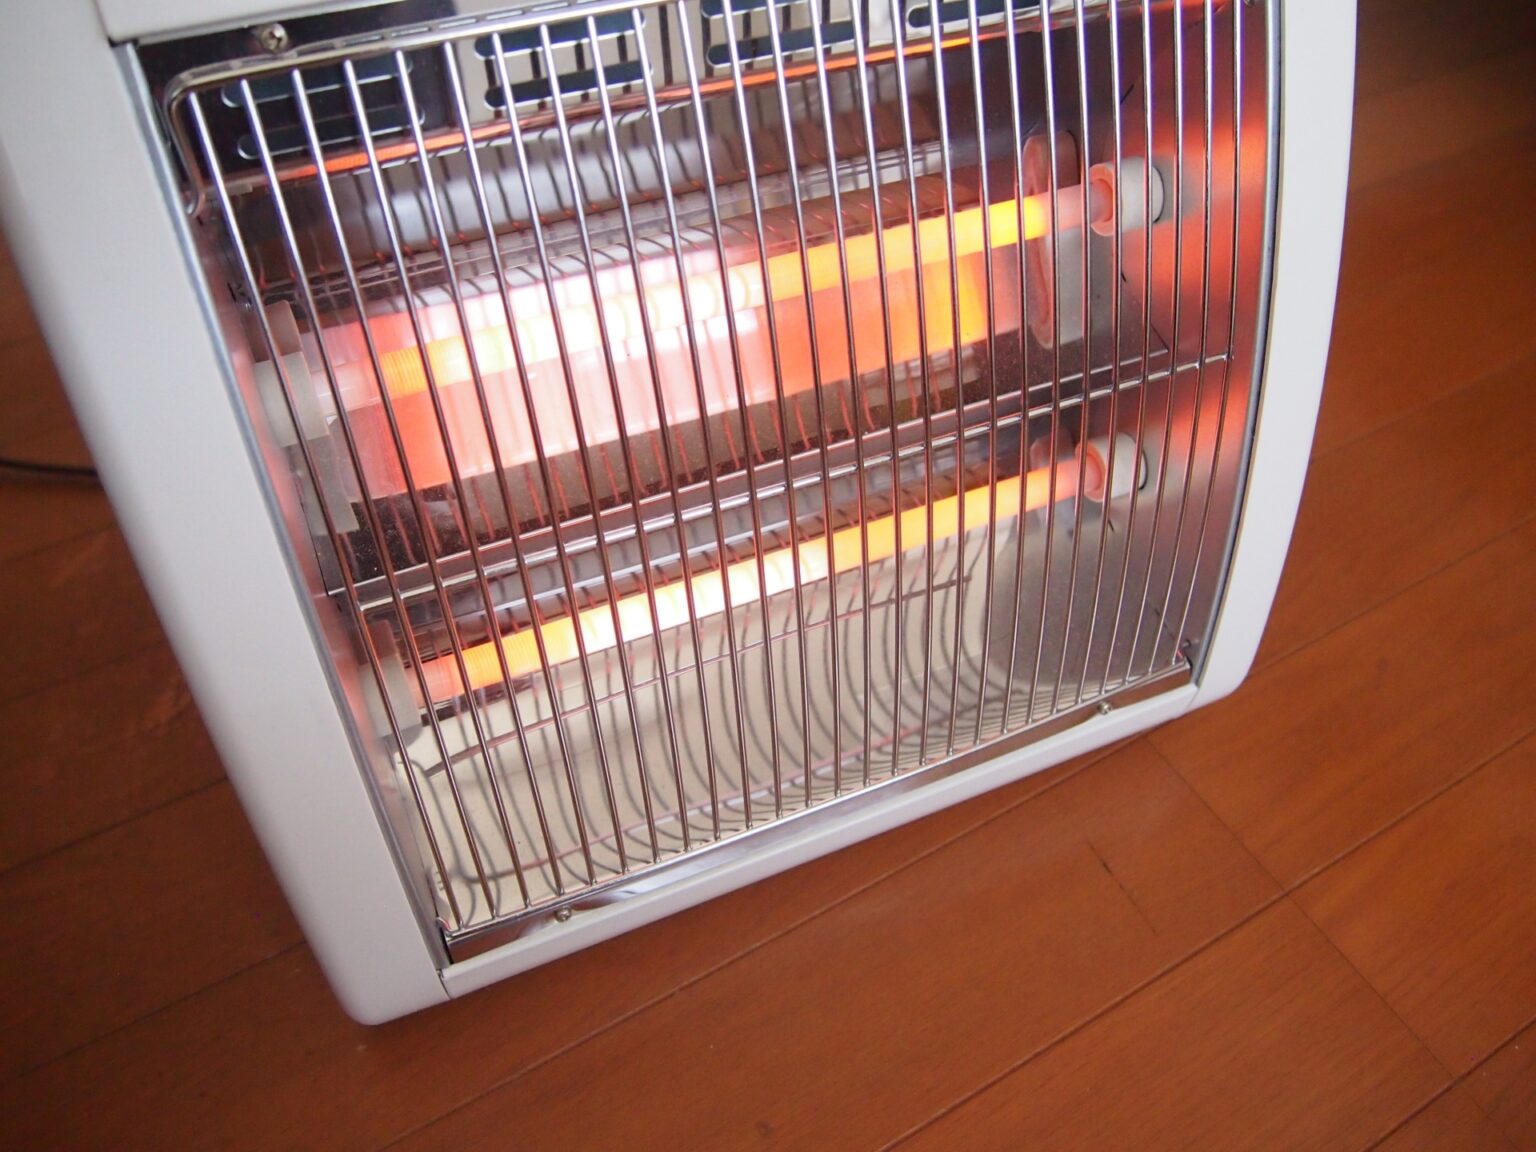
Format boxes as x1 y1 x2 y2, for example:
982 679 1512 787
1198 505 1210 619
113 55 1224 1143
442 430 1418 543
157 0 1274 950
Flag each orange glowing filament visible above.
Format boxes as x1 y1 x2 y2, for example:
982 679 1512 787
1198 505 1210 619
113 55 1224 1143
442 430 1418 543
420 439 1129 704
375 186 1090 402
316 176 1116 498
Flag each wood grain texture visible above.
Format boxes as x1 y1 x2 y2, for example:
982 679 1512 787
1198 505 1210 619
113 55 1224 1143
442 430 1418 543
1353 0 1536 102
897 902 1446 1152
1472 1025 1536 1152
0 331 83 459
0 526 165 704
1152 521 1536 887
391 743 1277 1152
0 748 1102 1152
1373 1087 1517 1152
1315 123 1536 454
1348 47 1536 193
0 475 113 564
0 644 220 870
1260 352 1536 668
0 327 105 560
0 251 52 351
1298 734 1536 1073
0 783 298 1080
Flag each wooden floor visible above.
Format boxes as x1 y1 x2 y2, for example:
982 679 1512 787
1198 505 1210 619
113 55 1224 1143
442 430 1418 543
3 2 1535 1147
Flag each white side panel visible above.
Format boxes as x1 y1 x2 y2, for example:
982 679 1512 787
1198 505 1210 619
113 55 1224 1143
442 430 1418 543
0 0 446 1024
1194 0 1355 705
443 684 1195 996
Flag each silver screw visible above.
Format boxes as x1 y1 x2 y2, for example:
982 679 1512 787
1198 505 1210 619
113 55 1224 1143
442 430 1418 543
255 23 290 53
553 907 573 923
1096 701 1113 717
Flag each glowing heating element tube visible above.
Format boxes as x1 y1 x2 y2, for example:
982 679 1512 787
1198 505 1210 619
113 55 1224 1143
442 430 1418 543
297 160 1162 497
371 180 1099 403
419 435 1143 704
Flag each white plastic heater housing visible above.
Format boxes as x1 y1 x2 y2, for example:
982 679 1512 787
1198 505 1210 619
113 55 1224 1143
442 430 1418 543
0 0 1353 1022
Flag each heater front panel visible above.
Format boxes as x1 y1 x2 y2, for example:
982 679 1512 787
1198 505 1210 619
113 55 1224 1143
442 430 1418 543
155 0 1273 950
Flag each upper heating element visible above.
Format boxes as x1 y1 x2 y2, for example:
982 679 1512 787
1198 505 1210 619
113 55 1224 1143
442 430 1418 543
156 0 1274 948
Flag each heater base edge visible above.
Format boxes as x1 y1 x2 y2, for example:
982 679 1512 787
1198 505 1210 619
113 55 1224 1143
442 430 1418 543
438 681 1196 1002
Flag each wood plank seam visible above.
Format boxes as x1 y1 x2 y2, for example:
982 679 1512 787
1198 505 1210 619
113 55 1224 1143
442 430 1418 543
1308 353 1536 471
1344 114 1536 198
1137 739 1288 885
0 739 1130 1094
1155 709 1536 897
1292 899 1460 1082
1361 1010 1536 1152
4 942 305 1088
0 776 225 883
0 505 114 572
1226 698 1536 896
876 732 1536 1150
0 600 176 708
1282 710 1536 892
868 893 1290 1152
364 741 1137 1149
0 582 166 707
376 759 1298 1152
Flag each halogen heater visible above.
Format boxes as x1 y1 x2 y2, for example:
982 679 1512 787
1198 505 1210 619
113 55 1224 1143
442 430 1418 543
0 0 1353 1021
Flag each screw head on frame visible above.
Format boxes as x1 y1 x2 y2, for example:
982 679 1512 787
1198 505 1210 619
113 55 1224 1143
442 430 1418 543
254 23 290 53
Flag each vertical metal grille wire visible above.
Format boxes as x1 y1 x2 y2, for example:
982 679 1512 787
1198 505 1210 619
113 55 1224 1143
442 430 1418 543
165 0 1272 940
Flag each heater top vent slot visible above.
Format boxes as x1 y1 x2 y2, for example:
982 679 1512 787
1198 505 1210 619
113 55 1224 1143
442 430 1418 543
223 56 422 162
149 0 1122 209
476 10 645 107
140 1 454 184
908 0 1013 29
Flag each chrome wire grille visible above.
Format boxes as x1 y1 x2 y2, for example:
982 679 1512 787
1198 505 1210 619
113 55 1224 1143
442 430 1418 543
162 0 1274 944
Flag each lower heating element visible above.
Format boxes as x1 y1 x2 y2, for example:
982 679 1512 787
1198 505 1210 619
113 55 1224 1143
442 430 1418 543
160 0 1275 946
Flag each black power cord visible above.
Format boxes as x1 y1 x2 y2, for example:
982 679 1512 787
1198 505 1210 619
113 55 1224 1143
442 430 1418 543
0 454 100 483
